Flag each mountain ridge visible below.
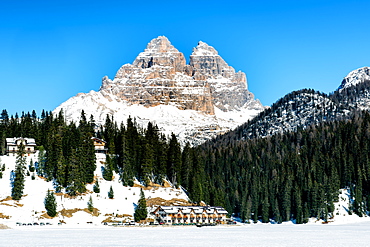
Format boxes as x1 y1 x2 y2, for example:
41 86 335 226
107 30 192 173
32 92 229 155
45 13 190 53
208 66 370 144
54 36 264 146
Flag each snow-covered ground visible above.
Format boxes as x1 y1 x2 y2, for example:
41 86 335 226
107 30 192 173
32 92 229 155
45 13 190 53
54 91 262 146
0 153 188 227
2 153 370 246
1 222 370 246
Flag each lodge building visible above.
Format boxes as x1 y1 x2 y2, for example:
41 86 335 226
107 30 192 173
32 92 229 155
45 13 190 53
152 206 228 225
6 137 37 156
91 137 108 154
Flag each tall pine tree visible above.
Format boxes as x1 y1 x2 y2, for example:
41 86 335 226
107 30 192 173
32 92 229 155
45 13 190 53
12 141 26 200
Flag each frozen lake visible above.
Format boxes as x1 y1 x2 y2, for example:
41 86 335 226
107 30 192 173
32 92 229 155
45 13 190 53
1 222 370 246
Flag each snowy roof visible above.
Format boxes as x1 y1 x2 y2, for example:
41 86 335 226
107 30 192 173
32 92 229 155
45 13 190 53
155 206 227 215
6 137 36 146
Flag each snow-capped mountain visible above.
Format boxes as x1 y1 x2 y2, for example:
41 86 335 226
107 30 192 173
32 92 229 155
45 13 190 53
333 66 370 112
234 89 349 140
215 67 370 142
338 66 370 90
54 36 264 145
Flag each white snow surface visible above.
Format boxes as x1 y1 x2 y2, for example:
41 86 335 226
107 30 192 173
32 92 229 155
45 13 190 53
1 155 370 246
54 90 261 146
2 221 370 246
0 153 188 227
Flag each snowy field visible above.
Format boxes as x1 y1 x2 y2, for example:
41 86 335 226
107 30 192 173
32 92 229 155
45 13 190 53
1 222 370 247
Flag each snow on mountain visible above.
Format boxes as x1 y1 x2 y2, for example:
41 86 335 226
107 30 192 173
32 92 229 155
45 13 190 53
0 153 188 226
229 89 349 140
339 66 370 90
54 36 264 146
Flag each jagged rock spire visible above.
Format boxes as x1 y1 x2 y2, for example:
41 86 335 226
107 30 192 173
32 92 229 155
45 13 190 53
133 36 186 71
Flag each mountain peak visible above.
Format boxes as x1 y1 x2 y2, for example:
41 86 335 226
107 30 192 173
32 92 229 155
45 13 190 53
54 36 264 145
339 66 370 90
144 36 178 53
191 41 218 56
132 36 185 70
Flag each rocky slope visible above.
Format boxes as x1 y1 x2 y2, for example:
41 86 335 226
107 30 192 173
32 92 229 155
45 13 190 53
212 67 370 143
338 66 370 91
333 66 370 111
54 36 264 145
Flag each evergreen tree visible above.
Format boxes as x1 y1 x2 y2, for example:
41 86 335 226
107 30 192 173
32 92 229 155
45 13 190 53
44 190 57 217
87 196 94 212
167 133 182 185
108 185 114 199
36 146 47 177
102 155 114 181
12 141 26 200
134 189 147 222
93 179 100 193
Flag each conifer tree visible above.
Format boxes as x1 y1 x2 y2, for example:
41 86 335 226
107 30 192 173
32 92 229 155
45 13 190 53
87 196 94 212
12 141 26 200
36 146 46 177
44 189 57 217
103 155 113 181
167 133 182 185
93 179 100 193
108 185 114 199
134 189 147 222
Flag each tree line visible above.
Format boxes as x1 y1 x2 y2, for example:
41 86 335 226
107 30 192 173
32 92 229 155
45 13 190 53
193 111 370 223
2 108 370 223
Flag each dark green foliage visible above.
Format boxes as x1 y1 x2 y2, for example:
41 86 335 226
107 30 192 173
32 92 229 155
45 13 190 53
108 185 114 199
87 196 94 212
12 142 26 200
6 105 370 224
36 146 46 177
134 189 147 222
44 190 57 217
93 180 100 193
102 155 114 181
195 111 370 223
29 159 35 172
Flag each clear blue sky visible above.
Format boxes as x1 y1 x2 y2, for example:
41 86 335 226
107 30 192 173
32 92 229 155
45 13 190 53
1 0 369 116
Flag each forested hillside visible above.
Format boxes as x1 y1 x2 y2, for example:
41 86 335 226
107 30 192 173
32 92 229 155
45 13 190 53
195 111 370 223
0 110 189 198
2 105 370 224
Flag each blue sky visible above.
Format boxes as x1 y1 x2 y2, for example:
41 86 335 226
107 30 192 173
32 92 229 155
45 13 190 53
1 0 370 116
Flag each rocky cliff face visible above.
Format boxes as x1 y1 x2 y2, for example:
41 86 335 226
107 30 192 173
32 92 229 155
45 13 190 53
100 36 262 115
55 36 264 145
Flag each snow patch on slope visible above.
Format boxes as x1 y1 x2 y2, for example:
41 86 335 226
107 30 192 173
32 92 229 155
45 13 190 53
55 90 261 146
0 153 188 226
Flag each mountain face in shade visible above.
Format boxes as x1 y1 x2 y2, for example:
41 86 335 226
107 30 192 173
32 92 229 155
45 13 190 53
54 36 264 145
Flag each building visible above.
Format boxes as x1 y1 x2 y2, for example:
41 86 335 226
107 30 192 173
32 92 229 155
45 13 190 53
91 137 108 154
152 206 228 225
6 137 37 156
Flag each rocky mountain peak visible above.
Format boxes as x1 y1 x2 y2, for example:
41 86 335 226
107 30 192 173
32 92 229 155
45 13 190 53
339 66 370 90
191 41 218 56
145 36 176 53
132 36 186 71
55 36 264 145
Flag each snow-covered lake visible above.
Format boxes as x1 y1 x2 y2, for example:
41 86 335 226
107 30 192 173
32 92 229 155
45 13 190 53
1 222 370 246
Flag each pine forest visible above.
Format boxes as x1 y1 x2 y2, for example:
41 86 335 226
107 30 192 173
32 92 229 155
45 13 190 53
1 106 370 224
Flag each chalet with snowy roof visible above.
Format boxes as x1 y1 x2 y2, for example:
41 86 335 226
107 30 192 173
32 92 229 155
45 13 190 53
91 137 108 154
152 206 228 225
6 137 37 156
